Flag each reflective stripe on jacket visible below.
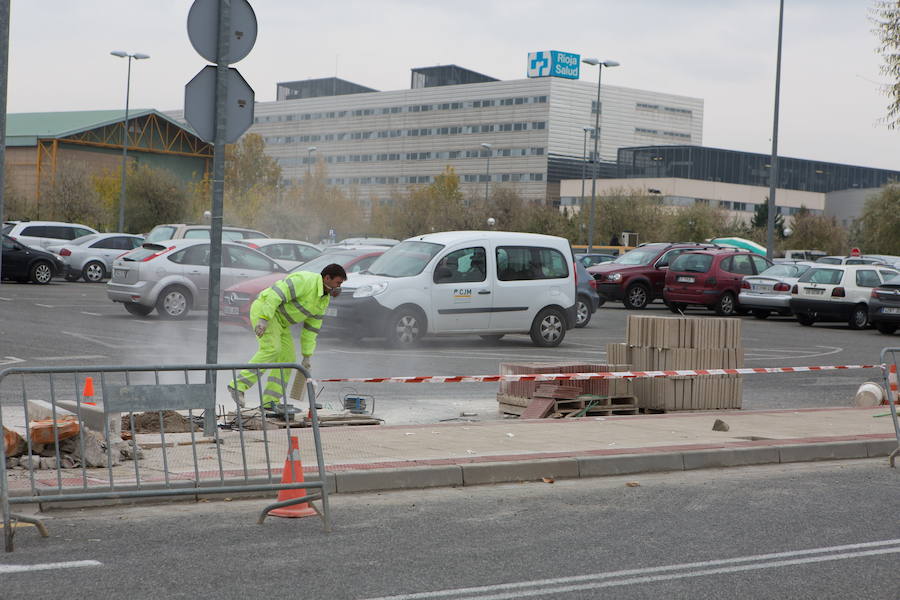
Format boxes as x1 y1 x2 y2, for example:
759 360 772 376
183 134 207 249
255 271 330 356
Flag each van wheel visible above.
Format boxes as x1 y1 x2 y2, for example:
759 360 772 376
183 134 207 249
575 296 592 328
385 307 425 348
796 313 815 326
876 321 898 335
623 283 650 310
530 307 566 347
156 286 191 320
30 261 53 284
848 305 868 330
752 309 771 319
714 292 736 316
479 334 505 342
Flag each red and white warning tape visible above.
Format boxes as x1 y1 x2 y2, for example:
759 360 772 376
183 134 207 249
316 364 881 384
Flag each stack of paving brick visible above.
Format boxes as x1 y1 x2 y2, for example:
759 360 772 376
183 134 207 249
497 362 631 416
606 315 744 411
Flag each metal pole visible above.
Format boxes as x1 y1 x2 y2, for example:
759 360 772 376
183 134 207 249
484 153 490 203
766 0 784 261
0 0 9 286
117 56 132 233
581 128 588 224
205 0 231 368
588 66 602 254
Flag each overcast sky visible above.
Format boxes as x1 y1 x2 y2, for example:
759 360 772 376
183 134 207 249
6 0 897 170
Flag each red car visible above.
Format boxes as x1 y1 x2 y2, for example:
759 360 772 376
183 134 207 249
663 249 772 316
220 247 384 328
587 243 715 309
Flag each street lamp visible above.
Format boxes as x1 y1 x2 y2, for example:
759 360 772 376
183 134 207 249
110 50 150 233
581 127 593 218
306 146 317 176
480 142 492 202
582 57 620 253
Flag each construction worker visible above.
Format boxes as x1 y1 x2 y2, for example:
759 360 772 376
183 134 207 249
228 263 347 409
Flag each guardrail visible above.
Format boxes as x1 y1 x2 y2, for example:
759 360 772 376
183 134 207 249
879 349 900 467
0 362 330 552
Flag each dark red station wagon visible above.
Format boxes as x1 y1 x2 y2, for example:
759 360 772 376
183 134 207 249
663 249 772 316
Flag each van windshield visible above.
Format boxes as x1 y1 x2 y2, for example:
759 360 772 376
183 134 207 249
367 241 444 277
612 247 661 266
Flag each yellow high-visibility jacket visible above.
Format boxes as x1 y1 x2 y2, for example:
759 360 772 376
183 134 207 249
255 271 331 356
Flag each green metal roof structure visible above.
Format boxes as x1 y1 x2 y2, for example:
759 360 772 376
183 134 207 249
5 109 197 147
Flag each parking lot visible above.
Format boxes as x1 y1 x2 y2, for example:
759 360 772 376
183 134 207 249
0 280 893 424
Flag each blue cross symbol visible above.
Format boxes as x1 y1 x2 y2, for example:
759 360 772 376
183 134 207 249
530 52 549 76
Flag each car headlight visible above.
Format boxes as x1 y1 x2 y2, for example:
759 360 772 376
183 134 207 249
225 291 252 304
608 272 623 282
353 282 389 298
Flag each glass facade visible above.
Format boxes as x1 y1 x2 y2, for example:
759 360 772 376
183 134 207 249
617 145 900 193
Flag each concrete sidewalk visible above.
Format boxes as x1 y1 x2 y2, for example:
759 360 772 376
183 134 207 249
5 407 898 498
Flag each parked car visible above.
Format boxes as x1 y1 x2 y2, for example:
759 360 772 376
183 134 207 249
789 264 899 329
782 250 827 261
664 249 772 316
815 255 884 266
868 274 900 334
221 246 386 328
863 254 900 269
575 252 616 268
738 261 816 319
235 238 322 270
588 242 715 309
107 239 288 319
47 233 144 282
329 231 577 347
2 220 98 250
333 237 399 247
143 224 268 243
1 234 63 284
574 259 601 328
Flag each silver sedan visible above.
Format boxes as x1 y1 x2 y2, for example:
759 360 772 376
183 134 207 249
738 262 816 318
48 233 144 282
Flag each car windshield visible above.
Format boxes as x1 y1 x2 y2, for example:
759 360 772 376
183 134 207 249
145 226 177 243
760 264 809 278
670 253 713 273
612 247 661 266
367 241 444 277
293 252 360 274
799 268 843 285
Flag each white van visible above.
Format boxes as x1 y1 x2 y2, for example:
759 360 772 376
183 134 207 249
327 231 577 347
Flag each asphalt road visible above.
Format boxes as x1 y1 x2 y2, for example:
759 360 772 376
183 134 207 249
1 460 897 599
0 280 894 422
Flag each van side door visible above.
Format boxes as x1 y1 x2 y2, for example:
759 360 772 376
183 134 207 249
429 245 492 332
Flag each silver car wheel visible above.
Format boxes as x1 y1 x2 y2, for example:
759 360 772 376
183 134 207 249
32 262 52 284
162 290 188 317
83 261 105 282
540 313 563 343
576 299 590 326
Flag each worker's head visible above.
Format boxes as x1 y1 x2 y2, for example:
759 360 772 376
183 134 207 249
321 263 348 297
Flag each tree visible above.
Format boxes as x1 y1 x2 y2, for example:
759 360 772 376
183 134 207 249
43 161 107 228
783 206 848 255
665 202 730 242
124 164 190 234
224 133 282 227
750 200 784 237
871 1 900 128
855 184 900 253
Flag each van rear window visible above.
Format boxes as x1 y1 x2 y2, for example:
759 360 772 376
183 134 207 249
496 246 569 281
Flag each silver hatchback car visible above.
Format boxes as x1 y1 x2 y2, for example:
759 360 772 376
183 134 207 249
107 239 288 318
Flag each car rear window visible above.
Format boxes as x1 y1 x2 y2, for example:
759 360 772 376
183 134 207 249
145 226 177 243
816 257 841 265
761 264 806 277
670 253 713 273
799 268 843 285
122 244 168 261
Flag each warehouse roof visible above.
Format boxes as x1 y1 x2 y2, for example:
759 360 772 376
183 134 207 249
5 109 197 147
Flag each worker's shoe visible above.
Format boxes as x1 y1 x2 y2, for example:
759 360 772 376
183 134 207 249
228 386 245 409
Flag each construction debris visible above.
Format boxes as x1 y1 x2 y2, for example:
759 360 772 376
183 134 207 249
122 411 198 434
29 418 80 444
497 363 631 417
4 426 25 457
712 419 730 432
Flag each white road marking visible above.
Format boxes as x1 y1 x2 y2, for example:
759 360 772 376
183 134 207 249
0 296 11 301
35 303 53 308
37 355 107 361
60 331 134 349
0 559 102 574
80 311 102 316
0 356 26 366
744 345 843 361
359 539 900 600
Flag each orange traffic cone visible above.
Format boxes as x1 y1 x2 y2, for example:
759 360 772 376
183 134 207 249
269 436 317 518
82 377 96 405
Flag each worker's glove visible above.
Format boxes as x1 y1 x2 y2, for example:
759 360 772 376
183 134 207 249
301 356 312 372
254 318 268 338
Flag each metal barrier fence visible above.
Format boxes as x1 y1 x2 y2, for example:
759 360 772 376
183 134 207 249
0 362 330 552
879 349 900 468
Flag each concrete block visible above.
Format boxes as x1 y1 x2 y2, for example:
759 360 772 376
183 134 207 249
57 400 121 438
866 438 900 458
335 465 462 494
578 453 684 477
26 399 74 421
682 447 780 470
778 441 868 463
461 458 579 486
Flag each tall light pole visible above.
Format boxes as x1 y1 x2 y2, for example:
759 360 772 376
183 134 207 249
582 58 619 253
306 146 317 176
110 50 149 233
766 0 784 261
480 142 492 202
581 127 592 221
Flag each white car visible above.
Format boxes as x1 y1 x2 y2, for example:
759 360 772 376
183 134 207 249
738 262 816 319
815 255 884 266
47 233 144 282
789 264 899 329
327 231 577 347
235 238 321 270
2 220 98 250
